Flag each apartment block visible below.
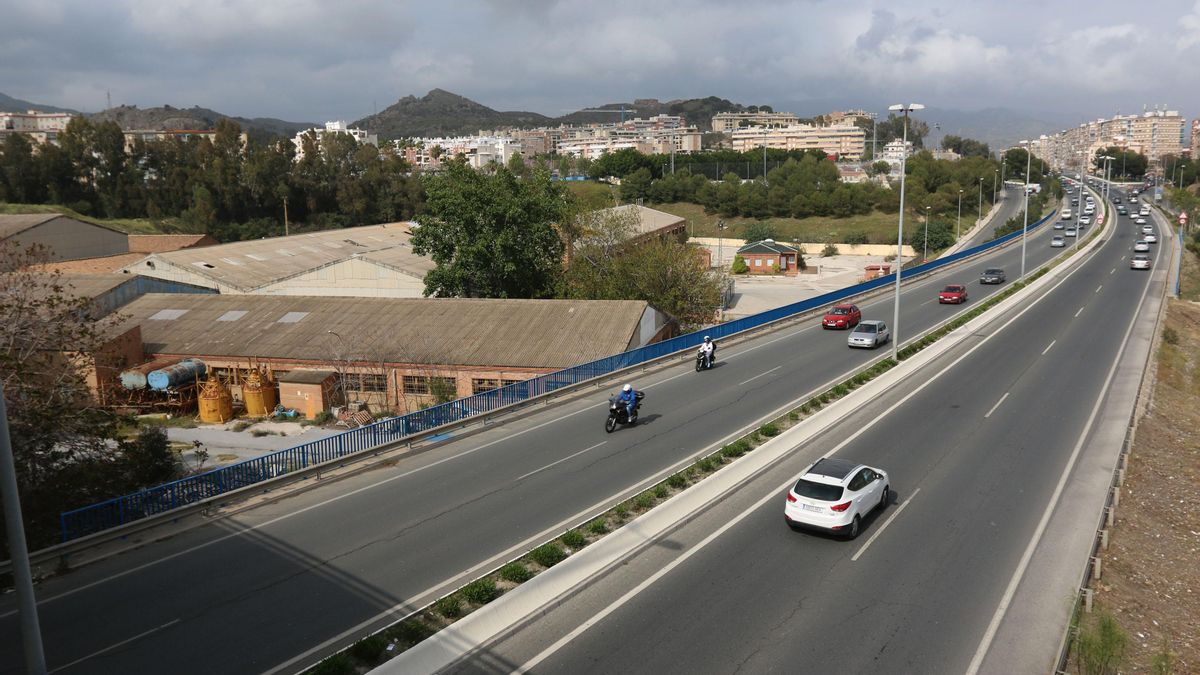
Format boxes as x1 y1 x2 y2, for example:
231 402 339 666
1030 108 1187 172
0 109 76 144
711 111 800 132
292 121 378 160
729 123 866 160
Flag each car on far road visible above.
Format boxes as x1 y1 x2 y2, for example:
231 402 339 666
1051 235 1066 247
1130 253 1151 270
1065 228 1077 237
847 320 890 349
1070 198 1079 206
784 458 890 539
1117 206 1127 215
1142 224 1154 234
822 303 861 329
1054 221 1065 230
1135 217 1146 224
1133 240 1150 252
1130 196 1139 203
1113 196 1122 203
1144 232 1157 244
939 284 969 303
1079 216 1092 226
980 267 1007 284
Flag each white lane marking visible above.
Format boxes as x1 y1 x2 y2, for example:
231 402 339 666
851 488 921 562
49 619 181 673
921 299 934 306
965 227 1159 675
984 392 1010 419
1041 340 1056 356
738 366 782 386
518 235 1116 672
516 442 607 482
1074 306 1085 318
1111 268 1116 274
1095 285 1102 294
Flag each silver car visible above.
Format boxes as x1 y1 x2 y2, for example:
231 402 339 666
1133 240 1150 252
1051 235 1066 247
1130 253 1151 270
847 320 890 349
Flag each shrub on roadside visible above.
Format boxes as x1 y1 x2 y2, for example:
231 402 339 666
654 483 670 499
348 635 388 664
759 423 780 437
434 596 463 619
561 529 587 549
310 653 355 675
461 578 501 605
530 542 567 568
587 518 609 535
387 618 434 647
499 562 533 584
634 492 655 510
667 473 688 489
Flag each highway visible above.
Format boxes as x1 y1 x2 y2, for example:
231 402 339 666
1 193 1081 674
437 185 1169 674
959 184 1021 250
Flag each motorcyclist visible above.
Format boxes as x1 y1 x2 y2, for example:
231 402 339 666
698 335 715 368
617 383 638 420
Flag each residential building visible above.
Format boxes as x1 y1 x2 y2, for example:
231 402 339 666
121 129 247 153
116 294 675 414
736 239 801 276
121 222 433 297
1 214 129 262
1030 108 1187 171
0 109 75 144
1190 119 1199 158
711 111 800 132
878 139 913 166
827 109 872 126
293 121 378 160
729 123 866 160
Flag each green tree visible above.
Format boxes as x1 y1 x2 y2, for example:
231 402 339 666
413 160 569 298
620 167 653 203
741 222 777 242
941 134 992 158
0 132 45 203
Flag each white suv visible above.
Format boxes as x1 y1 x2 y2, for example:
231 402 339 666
785 458 890 539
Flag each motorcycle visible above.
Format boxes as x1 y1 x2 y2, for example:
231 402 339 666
695 347 716 371
605 391 645 433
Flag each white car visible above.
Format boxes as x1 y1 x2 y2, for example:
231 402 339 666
1135 217 1147 224
785 458 890 539
1133 240 1150 252
1079 216 1092 226
1144 232 1158 244
1143 224 1155 234
1065 228 1077 237
1130 253 1151 270
847 320 890 349
1051 235 1066 247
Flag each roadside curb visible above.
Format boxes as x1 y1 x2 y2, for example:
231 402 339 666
377 206 1110 674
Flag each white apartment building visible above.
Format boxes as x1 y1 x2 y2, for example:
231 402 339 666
711 111 800 132
0 109 76 144
393 135 524 170
292 121 378 160
729 123 866 160
1031 108 1187 171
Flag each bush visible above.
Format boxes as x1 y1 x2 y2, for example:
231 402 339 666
758 423 780 437
310 653 355 675
348 635 388 664
614 502 630 519
822 242 839 257
250 429 272 437
499 562 533 583
731 255 749 274
667 473 688 489
742 222 778 242
634 492 655 510
561 529 587 549
434 596 463 619
832 384 850 398
694 457 717 473
1163 326 1179 345
232 421 253 432
587 518 609 535
313 410 334 425
530 542 567 568
654 483 670 499
842 231 869 245
461 578 501 605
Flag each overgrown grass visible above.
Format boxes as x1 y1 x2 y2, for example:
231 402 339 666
655 202 902 244
0 202 183 234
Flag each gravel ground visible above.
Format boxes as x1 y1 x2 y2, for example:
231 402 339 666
1088 284 1200 671
167 420 340 470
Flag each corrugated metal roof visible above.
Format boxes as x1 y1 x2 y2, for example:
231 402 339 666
120 294 650 369
35 252 148 274
132 222 430 291
128 234 218 253
0 214 61 239
593 204 686 236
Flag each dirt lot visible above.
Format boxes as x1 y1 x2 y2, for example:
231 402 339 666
1086 250 1200 671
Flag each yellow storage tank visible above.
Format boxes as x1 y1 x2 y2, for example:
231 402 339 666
242 369 278 417
198 378 234 424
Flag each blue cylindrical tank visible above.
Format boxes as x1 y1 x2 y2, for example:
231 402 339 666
147 359 206 391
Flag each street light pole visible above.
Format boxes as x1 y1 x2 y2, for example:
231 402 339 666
1020 140 1032 280
888 102 924 361
957 188 963 242
993 169 999 205
923 206 931 262
977 176 984 227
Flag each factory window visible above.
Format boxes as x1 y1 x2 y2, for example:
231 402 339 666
472 378 500 394
402 375 429 395
345 373 387 393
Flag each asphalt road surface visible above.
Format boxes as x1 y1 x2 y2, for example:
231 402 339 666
0 190 1101 674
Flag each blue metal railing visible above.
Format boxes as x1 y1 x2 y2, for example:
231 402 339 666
58 210 1056 541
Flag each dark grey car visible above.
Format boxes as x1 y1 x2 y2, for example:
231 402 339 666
980 267 1006 284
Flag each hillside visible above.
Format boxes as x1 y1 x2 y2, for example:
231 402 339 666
0 92 78 114
356 90 777 140
87 104 313 141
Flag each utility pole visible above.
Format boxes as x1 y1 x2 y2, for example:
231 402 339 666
283 196 290 237
957 189 963 242
0 387 47 675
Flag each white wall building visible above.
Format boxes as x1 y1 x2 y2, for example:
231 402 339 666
729 123 866 160
292 121 378 160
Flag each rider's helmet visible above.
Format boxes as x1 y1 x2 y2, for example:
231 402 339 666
622 383 632 392
704 335 711 343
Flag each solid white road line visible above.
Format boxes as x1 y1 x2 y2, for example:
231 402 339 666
1111 268 1116 274
516 442 607 482
851 488 921 562
1096 285 1102 294
984 392 1010 419
738 366 782 386
965 227 1158 675
50 619 181 673
1074 306 1085 318
1042 340 1056 355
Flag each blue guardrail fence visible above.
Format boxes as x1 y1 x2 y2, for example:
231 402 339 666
60 210 1056 541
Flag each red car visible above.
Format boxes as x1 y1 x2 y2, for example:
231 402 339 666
822 303 861 329
939 284 968 304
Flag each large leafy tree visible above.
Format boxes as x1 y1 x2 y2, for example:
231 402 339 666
413 160 569 298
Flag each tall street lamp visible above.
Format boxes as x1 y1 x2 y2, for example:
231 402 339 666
977 176 984 227
1019 140 1032 279
923 206 931 262
992 169 999 204
957 188 963 242
888 102 924 361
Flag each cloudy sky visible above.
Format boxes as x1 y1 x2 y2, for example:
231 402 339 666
3 0 1199 127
